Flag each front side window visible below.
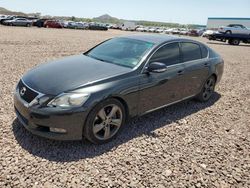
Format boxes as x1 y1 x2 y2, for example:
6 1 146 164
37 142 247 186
181 42 201 62
149 42 180 66
86 38 154 68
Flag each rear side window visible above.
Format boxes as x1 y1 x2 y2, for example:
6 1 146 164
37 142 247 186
200 44 208 58
181 42 201 62
149 43 180 66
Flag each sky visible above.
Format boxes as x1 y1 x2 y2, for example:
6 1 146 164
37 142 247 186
0 0 250 25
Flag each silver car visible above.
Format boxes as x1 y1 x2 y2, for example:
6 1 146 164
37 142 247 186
218 24 250 35
4 18 33 27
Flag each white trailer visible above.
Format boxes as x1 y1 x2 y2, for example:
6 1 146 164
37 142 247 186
121 21 137 31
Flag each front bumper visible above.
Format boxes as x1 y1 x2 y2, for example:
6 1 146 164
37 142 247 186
14 92 88 141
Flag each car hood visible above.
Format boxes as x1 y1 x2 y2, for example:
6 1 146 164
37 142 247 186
22 55 132 95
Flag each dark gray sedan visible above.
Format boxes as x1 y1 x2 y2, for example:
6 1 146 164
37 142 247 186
14 35 224 144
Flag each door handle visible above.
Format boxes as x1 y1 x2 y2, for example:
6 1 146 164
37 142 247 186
204 63 209 67
177 70 184 75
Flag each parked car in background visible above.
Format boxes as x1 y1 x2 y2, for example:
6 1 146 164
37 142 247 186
155 28 165 33
14 34 224 144
202 30 216 37
67 22 88 29
110 24 120 29
34 19 49 28
188 29 200 36
0 15 8 20
164 28 174 34
136 27 145 32
180 29 189 35
218 24 250 35
44 20 63 28
89 23 108 31
172 28 181 35
3 18 33 27
0 15 16 24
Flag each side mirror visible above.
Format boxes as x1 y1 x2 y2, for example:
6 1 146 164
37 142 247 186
146 62 167 73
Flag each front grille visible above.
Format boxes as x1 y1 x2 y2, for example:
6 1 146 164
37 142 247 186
18 80 39 103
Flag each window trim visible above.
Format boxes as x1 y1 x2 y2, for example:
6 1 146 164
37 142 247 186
148 41 181 67
141 40 209 73
179 42 203 62
142 41 181 73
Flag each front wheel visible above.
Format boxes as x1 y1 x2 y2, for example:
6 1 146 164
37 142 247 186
83 98 126 144
196 76 216 102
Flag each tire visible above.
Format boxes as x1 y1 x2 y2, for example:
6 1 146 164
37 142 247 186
225 30 232 35
26 23 31 27
9 23 13 26
231 39 240 45
83 98 126 144
196 76 216 102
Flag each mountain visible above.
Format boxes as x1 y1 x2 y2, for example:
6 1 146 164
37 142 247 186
0 7 41 17
0 7 27 16
93 14 121 24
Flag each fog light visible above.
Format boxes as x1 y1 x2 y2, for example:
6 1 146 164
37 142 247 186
49 127 67 133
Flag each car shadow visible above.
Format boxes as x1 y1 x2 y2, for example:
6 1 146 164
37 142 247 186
207 41 250 47
12 92 221 162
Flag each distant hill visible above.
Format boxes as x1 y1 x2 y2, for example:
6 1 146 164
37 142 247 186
0 7 41 17
0 7 205 29
0 7 27 16
93 14 121 24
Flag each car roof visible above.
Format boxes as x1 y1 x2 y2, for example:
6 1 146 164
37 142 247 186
121 34 196 45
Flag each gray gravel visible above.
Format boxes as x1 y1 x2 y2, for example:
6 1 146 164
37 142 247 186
0 26 250 187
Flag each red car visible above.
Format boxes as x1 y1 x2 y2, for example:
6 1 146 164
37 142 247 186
44 20 63 28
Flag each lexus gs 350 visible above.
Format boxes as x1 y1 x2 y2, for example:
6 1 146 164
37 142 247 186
14 35 224 144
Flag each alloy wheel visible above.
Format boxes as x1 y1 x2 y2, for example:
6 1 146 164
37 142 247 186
202 77 215 100
93 104 123 140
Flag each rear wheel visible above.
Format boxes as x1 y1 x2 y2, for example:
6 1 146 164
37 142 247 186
26 23 31 27
196 76 216 102
229 39 240 45
225 30 232 35
83 98 126 144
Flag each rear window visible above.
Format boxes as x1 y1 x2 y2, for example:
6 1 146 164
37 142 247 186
181 42 201 62
200 44 208 58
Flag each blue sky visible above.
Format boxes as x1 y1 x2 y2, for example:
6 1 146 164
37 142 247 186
1 0 250 24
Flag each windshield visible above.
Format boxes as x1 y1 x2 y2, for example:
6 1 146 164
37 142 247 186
86 38 154 68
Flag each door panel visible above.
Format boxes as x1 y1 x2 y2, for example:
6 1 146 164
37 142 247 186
182 59 209 96
179 42 210 96
138 64 186 113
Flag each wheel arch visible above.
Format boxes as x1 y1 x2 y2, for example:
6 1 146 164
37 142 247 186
211 73 217 83
110 96 130 121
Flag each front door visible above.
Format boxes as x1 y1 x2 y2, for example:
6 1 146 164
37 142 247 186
138 42 187 114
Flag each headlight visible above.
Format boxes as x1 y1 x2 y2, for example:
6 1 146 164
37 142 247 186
48 93 90 108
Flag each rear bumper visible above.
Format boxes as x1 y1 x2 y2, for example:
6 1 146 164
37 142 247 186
14 93 88 141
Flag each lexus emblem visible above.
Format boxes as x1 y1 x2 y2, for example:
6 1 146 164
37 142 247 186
20 87 26 96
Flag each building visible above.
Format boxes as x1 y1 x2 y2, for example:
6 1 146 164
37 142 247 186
207 17 250 30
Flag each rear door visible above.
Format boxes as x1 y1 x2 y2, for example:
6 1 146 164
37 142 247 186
180 42 210 96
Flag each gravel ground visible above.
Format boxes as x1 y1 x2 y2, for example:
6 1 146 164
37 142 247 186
0 26 249 188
